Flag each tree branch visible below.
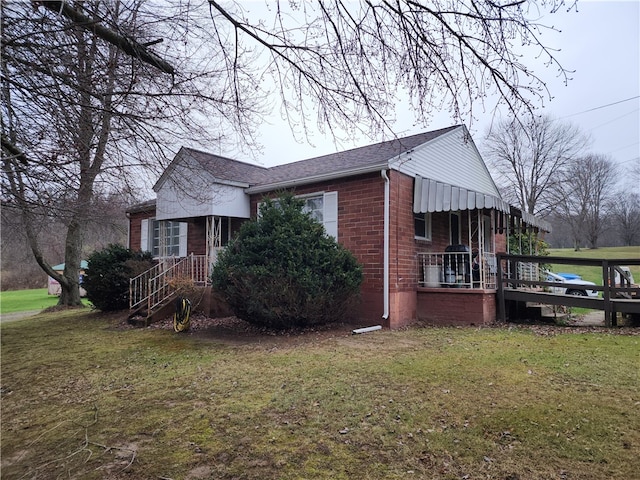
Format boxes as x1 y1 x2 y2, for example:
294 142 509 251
35 1 175 74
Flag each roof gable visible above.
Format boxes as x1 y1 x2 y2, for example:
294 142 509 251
151 125 503 199
247 126 460 192
392 125 502 198
153 147 268 192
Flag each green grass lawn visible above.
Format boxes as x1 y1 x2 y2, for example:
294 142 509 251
0 288 91 315
547 246 640 285
1 310 639 479
0 288 62 314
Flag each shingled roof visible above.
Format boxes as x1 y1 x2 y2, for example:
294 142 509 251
159 126 460 192
128 126 460 213
176 147 269 185
256 125 460 189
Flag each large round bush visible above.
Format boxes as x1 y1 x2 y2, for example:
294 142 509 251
211 195 363 329
84 244 154 311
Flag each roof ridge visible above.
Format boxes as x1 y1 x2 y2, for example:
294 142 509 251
267 125 461 170
182 146 269 171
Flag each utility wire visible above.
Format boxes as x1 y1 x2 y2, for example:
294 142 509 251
560 95 640 118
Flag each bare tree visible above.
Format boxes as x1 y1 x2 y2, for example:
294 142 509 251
557 154 618 249
608 192 640 246
1 1 262 305
207 0 576 141
483 115 589 216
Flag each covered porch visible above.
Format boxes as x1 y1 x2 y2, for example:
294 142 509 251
411 177 549 325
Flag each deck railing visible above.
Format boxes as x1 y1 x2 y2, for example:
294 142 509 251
129 254 210 313
496 254 640 326
418 251 497 289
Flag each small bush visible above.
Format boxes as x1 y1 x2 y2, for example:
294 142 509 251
211 195 363 329
84 244 154 311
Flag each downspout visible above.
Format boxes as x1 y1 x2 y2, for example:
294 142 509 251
381 169 390 321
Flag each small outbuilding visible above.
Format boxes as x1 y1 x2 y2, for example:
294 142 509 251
48 260 88 297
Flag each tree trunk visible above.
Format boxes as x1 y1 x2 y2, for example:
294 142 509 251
58 219 83 306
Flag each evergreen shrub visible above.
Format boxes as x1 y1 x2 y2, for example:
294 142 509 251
84 244 154 311
211 195 363 329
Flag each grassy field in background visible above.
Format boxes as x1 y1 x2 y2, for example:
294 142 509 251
0 288 91 315
1 309 639 479
547 246 640 285
0 288 62 314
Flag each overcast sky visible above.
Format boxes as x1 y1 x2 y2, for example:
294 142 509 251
246 1 639 182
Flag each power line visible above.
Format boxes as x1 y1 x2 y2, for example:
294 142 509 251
561 96 640 119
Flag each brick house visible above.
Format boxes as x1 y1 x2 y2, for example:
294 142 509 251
127 125 548 328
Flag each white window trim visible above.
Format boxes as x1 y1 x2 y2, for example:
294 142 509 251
414 212 432 241
140 218 188 257
258 191 338 240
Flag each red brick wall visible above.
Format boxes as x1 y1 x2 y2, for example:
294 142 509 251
130 171 508 328
187 217 207 255
416 288 496 326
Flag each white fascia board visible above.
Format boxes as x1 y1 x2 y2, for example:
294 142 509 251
153 147 185 192
213 178 251 189
245 163 389 194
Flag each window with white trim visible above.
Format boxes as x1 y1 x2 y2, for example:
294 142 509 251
302 195 324 223
259 192 338 239
414 212 432 240
141 218 187 257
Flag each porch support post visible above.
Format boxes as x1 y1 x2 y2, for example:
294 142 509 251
476 209 483 289
497 253 506 322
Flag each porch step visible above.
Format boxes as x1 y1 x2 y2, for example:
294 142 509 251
127 296 177 327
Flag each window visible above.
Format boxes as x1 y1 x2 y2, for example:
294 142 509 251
259 192 338 239
483 214 493 253
414 212 432 240
302 195 324 223
153 221 181 256
450 212 461 244
141 218 187 257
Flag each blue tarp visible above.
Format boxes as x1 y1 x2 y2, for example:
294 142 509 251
557 272 581 280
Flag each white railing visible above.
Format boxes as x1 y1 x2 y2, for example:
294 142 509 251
418 251 497 289
129 254 210 313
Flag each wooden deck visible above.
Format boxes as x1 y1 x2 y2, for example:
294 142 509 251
497 254 640 326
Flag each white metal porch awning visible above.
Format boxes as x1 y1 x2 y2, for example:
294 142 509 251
413 176 510 215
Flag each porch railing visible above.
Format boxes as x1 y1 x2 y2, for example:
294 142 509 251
418 251 497 289
129 254 210 313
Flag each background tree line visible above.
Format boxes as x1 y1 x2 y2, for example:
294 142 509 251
1 192 129 290
483 115 639 250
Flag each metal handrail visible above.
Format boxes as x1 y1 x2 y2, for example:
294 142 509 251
417 251 497 289
129 254 210 312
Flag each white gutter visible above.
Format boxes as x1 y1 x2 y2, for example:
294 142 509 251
381 169 390 321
